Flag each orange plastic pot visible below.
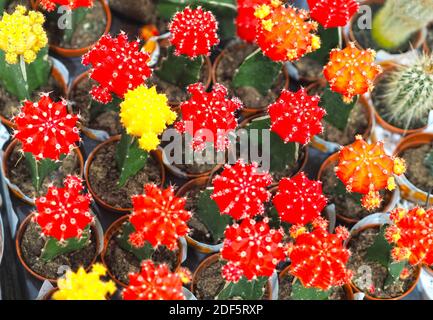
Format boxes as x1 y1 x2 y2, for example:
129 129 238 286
212 42 289 118
317 152 398 225
16 213 100 283
84 135 166 214
346 223 421 300
2 139 84 205
33 0 112 58
0 65 68 130
101 215 184 288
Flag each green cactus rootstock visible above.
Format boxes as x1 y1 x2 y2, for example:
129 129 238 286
372 0 433 50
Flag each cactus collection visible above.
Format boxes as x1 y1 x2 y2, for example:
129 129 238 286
0 0 432 303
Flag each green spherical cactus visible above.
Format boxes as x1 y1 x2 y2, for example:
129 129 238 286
379 54 433 129
372 0 433 50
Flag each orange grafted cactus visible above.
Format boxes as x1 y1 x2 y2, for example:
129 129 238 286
386 207 433 266
254 1 320 62
323 42 382 103
335 136 406 210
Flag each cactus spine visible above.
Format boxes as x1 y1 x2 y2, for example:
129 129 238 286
372 0 433 50
379 54 433 129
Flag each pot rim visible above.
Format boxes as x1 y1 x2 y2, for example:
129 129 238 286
317 152 397 225
15 212 100 283
84 134 166 213
100 215 184 288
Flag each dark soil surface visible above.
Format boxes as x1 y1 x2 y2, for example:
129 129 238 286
321 162 389 221
215 42 286 109
87 141 162 209
271 148 306 182
293 57 323 81
45 1 107 49
69 76 122 136
0 75 63 124
104 222 179 284
6 142 81 199
109 0 155 24
400 143 433 192
347 227 418 299
20 221 97 280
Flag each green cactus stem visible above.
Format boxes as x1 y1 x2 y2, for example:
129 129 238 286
232 49 281 97
155 46 203 88
117 221 154 261
41 226 91 262
290 280 330 300
0 46 50 100
195 188 232 242
372 0 433 50
24 152 62 194
217 276 268 300
115 133 149 188
379 54 433 129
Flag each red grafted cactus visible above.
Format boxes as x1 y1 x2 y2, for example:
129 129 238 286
174 83 243 151
323 42 382 103
335 135 406 211
211 160 273 220
307 0 359 28
386 207 433 266
254 1 321 62
288 218 353 290
268 88 325 145
221 218 286 280
122 260 191 300
236 0 271 43
39 0 93 11
33 176 93 242
14 93 80 161
129 184 191 251
273 172 327 225
169 6 219 58
82 33 152 104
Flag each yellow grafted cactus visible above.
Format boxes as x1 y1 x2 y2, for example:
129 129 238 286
120 85 177 151
52 264 116 300
0 6 48 64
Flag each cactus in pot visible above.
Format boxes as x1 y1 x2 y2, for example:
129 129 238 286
154 6 219 89
31 176 95 262
377 54 433 130
13 94 81 194
286 217 353 299
335 135 406 211
0 5 53 121
217 218 286 300
372 0 433 51
115 184 191 268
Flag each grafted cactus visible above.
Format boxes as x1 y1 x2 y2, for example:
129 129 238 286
372 0 433 50
307 0 359 29
379 54 433 129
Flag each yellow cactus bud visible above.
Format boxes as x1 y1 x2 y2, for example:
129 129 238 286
0 6 47 64
254 4 271 19
393 157 406 175
120 85 177 152
53 264 116 300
